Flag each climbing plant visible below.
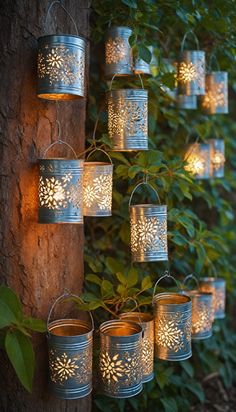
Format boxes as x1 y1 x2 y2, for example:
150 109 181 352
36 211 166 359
82 0 236 411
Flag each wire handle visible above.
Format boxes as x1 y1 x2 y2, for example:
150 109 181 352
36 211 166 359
119 298 144 338
44 0 79 36
121 297 139 312
129 181 161 207
152 270 181 302
47 292 94 333
181 30 200 52
109 73 144 91
43 140 77 159
183 273 199 289
86 148 113 164
208 54 220 72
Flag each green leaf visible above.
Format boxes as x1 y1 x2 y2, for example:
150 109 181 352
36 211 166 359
5 329 35 392
116 272 127 285
0 300 18 328
0 286 23 321
106 257 124 274
186 382 205 402
141 276 152 290
121 0 137 9
86 274 102 286
127 268 138 287
101 280 114 297
128 165 143 178
180 360 194 377
138 44 152 63
22 317 46 333
160 398 178 412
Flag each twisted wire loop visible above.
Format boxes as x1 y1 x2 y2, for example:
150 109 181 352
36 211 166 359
183 273 200 289
129 181 161 207
152 270 181 302
181 30 200 52
47 292 94 334
44 0 79 36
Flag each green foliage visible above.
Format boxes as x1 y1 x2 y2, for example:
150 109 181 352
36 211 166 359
87 0 236 410
0 285 46 392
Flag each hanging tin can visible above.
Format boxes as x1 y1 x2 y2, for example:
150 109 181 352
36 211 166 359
119 312 154 383
47 294 94 399
184 142 211 179
105 27 133 78
153 274 192 361
38 141 83 224
178 31 205 96
177 94 197 110
99 319 143 398
37 2 86 100
209 139 225 178
107 87 148 151
83 149 113 217
201 72 228 114
129 182 168 262
133 46 154 76
199 277 226 319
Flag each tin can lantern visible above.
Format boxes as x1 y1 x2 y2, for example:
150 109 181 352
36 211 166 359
47 293 94 399
209 139 225 178
107 76 148 151
184 142 211 179
199 277 226 319
153 272 192 361
178 31 205 96
99 319 143 398
182 274 214 340
105 27 133 78
177 94 197 110
119 312 154 383
201 72 228 114
83 149 113 217
37 1 86 100
129 182 168 262
38 141 84 224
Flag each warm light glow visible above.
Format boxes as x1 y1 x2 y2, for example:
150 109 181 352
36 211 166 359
184 153 205 175
179 62 197 82
131 217 167 253
202 83 225 111
105 37 126 64
83 173 112 211
39 173 81 210
212 151 225 170
155 313 191 352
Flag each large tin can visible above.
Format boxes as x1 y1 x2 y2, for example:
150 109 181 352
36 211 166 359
184 143 211 180
201 72 228 114
178 51 205 95
99 320 143 398
37 34 86 100
119 312 154 383
107 89 148 151
38 159 84 224
153 292 192 361
105 27 133 78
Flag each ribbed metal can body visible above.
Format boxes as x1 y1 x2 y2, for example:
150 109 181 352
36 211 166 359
119 312 154 383
209 139 225 178
38 159 84 224
37 35 86 100
177 94 197 109
199 278 226 319
130 204 168 262
105 27 133 78
47 319 93 399
83 162 113 216
178 51 205 95
107 89 148 151
201 72 228 114
153 293 192 361
184 143 211 179
184 290 213 340
99 320 143 398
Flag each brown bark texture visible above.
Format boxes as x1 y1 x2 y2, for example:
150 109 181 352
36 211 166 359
0 0 91 411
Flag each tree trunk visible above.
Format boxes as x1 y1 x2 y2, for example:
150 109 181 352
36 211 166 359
0 0 91 410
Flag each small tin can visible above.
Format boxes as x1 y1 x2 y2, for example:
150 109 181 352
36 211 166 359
199 277 226 319
201 72 228 114
105 27 133 78
178 51 205 95
177 94 197 109
184 290 214 340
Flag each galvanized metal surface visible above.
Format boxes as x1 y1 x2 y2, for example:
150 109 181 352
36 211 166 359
130 204 168 262
209 139 225 178
184 290 213 340
107 89 148 151
105 27 133 78
201 72 228 114
178 50 205 95
37 35 86 100
38 159 84 224
119 312 154 383
47 319 93 399
199 277 226 319
177 94 197 109
99 320 143 398
153 292 192 361
83 162 113 216
133 46 154 75
184 143 211 180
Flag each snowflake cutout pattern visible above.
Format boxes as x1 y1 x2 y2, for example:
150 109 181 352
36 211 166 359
100 352 125 384
131 216 167 253
142 337 154 376
192 301 213 335
105 37 127 64
212 151 225 171
49 351 79 384
38 45 85 87
179 57 205 90
155 313 190 353
202 82 226 111
83 173 112 211
215 288 225 313
108 98 147 137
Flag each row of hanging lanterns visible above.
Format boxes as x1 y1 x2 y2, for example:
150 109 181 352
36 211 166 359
184 138 225 179
46 273 226 399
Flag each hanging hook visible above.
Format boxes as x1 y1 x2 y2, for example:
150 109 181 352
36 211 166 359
181 30 200 52
129 180 161 207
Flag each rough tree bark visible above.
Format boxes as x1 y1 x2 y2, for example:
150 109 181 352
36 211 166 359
0 1 91 411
